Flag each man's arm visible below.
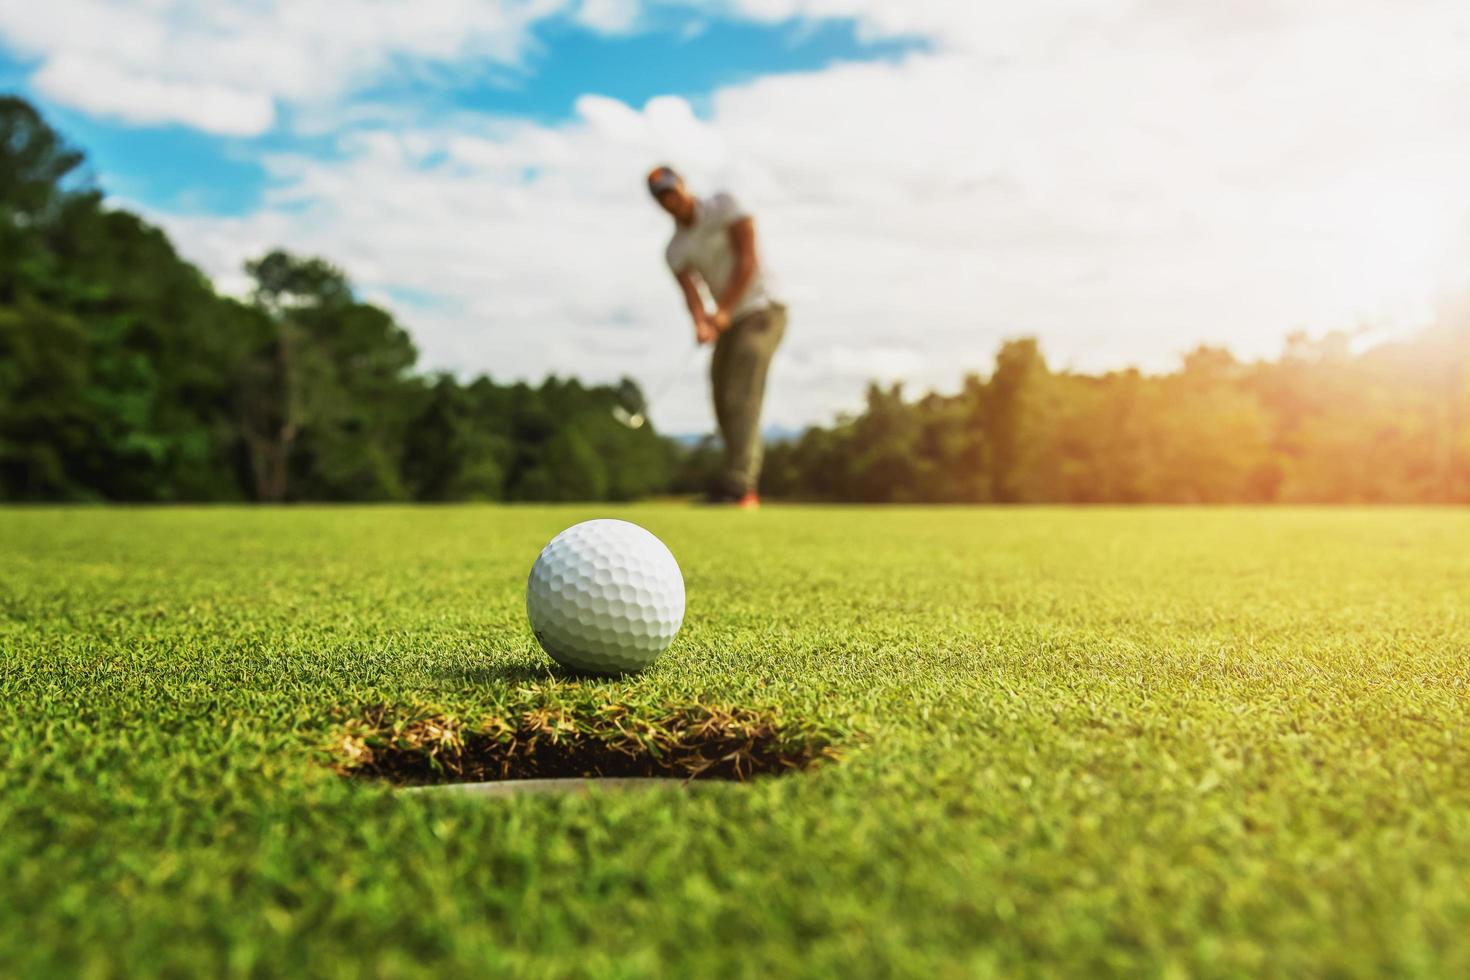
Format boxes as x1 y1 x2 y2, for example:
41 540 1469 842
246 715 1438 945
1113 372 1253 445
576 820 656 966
711 217 757 331
676 269 716 344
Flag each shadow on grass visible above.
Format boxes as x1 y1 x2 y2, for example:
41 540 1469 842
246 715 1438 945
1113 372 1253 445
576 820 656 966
436 657 670 687
435 661 562 687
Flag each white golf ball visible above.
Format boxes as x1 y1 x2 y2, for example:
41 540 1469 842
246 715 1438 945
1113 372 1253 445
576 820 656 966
526 519 685 674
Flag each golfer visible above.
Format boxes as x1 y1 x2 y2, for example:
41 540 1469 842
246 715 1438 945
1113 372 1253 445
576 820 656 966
648 165 786 509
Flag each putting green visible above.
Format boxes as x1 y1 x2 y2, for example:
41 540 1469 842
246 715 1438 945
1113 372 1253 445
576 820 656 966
2 506 1468 975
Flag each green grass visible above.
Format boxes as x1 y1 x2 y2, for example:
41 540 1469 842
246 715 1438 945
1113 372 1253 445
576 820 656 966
3 506 1469 977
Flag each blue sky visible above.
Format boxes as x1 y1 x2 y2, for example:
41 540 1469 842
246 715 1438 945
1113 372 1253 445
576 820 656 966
1 2 1467 432
0 11 920 216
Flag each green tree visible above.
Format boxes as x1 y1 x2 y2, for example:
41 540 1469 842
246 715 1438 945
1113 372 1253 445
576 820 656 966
401 375 509 501
241 251 417 501
0 302 92 498
515 429 607 501
983 338 1051 502
1 97 253 501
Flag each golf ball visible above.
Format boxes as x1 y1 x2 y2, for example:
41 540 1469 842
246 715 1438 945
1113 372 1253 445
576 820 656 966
526 519 685 674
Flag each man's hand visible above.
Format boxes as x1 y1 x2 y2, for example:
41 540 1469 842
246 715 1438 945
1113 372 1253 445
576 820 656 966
694 317 717 345
709 308 732 333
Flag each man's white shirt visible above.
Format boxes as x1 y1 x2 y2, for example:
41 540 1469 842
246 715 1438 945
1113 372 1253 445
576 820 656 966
665 192 779 319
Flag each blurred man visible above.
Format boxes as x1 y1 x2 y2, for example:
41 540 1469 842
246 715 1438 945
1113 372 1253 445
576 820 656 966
647 165 787 509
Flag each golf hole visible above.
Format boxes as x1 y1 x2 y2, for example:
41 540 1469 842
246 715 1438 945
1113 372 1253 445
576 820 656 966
331 698 842 792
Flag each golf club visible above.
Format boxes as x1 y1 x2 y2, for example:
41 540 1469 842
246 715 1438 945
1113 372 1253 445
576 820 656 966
613 342 704 429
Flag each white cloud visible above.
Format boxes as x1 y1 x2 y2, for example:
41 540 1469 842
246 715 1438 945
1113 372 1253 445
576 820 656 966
31 54 273 137
0 0 569 135
576 0 642 34
46 0 1470 433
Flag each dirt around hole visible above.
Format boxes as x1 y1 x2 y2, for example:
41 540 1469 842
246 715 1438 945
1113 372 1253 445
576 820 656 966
331 691 843 786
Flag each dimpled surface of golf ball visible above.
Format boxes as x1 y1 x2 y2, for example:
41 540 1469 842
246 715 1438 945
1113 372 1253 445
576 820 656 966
526 519 685 674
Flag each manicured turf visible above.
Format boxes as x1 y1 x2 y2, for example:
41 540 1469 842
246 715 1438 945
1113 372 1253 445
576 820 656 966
3 506 1469 976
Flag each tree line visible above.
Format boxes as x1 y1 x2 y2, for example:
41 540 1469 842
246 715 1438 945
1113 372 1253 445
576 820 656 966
0 96 672 502
729 324 1470 503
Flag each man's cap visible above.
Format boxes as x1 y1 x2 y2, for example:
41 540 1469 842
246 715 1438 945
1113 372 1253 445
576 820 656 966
647 166 681 195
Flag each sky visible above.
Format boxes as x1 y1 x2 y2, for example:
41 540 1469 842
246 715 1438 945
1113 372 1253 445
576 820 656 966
1 0 1469 433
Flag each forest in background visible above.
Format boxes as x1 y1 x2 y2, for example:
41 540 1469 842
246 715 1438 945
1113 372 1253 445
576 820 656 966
6 93 1470 504
0 96 671 503
677 323 1470 503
